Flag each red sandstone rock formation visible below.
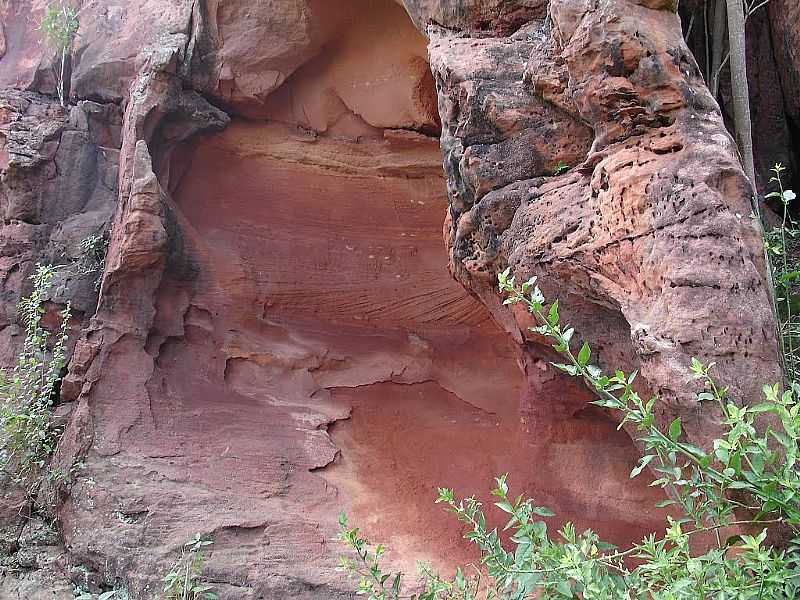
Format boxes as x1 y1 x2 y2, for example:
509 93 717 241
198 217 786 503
435 0 782 450
399 0 547 34
0 0 790 598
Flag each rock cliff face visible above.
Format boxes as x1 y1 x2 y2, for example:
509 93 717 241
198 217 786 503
434 0 782 449
0 0 791 598
769 0 800 181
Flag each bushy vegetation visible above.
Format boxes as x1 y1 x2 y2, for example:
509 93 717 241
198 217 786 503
338 262 800 598
73 535 218 599
0 264 71 493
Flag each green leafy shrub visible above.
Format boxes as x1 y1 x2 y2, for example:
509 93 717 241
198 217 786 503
338 270 800 599
37 2 79 107
159 534 218 600
0 264 71 491
38 2 78 50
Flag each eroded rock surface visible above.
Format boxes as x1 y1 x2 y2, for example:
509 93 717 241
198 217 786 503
437 0 781 450
0 0 785 597
47 19 667 591
398 0 548 35
0 90 119 338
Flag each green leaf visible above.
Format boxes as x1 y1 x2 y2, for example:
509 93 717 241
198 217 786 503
679 442 706 459
631 455 655 478
392 574 401 595
697 391 716 403
532 506 555 517
690 357 704 377
556 580 573 597
577 342 591 367
548 300 560 326
586 364 602 379
727 481 752 492
669 417 682 442
552 363 579 376
553 160 570 175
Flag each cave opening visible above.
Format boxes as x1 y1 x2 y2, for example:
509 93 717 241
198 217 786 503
145 0 669 579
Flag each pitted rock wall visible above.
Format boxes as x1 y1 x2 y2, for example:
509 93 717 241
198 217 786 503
435 0 781 450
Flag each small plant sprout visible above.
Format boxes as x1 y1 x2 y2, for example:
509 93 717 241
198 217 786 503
160 534 218 600
553 160 570 176
74 232 109 289
38 1 79 107
765 163 799 382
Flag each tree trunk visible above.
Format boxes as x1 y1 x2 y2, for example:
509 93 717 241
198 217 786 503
710 0 727 97
58 49 66 107
726 0 756 187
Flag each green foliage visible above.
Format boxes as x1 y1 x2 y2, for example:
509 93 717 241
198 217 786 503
765 163 800 382
338 269 800 599
338 512 478 600
0 264 71 491
38 2 79 51
159 534 218 600
553 161 570 176
79 233 108 269
37 2 79 106
73 232 109 290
